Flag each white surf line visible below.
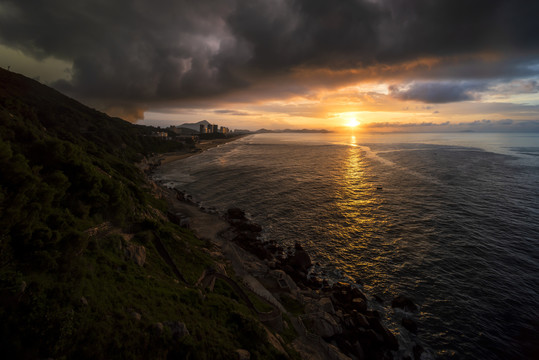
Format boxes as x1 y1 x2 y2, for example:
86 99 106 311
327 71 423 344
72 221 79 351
356 145 442 186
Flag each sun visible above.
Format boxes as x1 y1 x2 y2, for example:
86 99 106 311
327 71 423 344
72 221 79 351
335 112 362 129
345 117 361 128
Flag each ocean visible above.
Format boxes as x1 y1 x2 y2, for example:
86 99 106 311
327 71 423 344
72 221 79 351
153 132 539 359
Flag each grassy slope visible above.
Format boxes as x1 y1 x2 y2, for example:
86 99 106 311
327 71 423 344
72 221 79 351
0 69 289 359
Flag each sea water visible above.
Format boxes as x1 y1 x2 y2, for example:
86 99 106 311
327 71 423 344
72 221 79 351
154 132 539 359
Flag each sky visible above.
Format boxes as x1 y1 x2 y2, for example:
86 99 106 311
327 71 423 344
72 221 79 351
1 0 539 131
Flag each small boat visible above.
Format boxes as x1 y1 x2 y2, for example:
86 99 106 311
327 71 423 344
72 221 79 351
376 185 383 190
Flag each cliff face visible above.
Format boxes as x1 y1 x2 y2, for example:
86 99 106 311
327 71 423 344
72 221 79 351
0 69 285 359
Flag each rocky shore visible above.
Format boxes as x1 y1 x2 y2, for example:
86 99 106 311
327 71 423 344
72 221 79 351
154 178 425 360
146 134 426 360
226 206 424 360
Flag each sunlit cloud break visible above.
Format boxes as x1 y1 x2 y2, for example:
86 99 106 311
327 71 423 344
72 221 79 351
0 0 538 129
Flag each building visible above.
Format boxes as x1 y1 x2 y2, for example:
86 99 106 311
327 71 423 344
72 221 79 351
199 122 231 135
152 131 168 138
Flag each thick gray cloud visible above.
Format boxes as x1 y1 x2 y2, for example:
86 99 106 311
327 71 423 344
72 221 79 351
0 0 249 118
389 81 488 103
1 0 539 119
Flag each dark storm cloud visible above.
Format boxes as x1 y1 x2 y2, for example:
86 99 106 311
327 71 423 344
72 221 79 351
1 0 539 119
389 82 488 103
376 0 539 60
227 0 539 69
226 0 383 69
0 0 248 119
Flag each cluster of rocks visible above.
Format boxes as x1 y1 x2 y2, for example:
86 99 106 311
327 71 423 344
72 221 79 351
152 321 190 341
222 207 425 360
122 241 147 267
300 282 426 360
163 191 426 359
138 155 162 175
223 208 272 260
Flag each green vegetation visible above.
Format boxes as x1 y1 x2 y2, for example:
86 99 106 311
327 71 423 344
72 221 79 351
0 69 291 359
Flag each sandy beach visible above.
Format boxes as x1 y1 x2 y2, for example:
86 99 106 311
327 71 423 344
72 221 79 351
158 136 246 165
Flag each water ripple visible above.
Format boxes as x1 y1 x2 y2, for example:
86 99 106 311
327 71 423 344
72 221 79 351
154 133 539 359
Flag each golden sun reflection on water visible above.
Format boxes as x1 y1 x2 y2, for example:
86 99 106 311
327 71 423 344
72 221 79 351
326 137 391 291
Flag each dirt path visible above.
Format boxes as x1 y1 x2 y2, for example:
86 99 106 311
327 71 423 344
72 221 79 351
165 191 229 242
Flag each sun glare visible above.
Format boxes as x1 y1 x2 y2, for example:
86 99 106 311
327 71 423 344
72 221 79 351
346 118 360 127
337 112 362 128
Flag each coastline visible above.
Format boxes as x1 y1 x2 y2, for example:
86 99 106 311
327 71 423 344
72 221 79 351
149 136 425 360
158 135 247 166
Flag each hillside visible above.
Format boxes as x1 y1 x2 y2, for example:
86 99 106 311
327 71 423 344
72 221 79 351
0 69 289 359
178 120 210 132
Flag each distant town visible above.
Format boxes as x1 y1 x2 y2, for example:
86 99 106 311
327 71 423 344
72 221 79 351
151 120 330 142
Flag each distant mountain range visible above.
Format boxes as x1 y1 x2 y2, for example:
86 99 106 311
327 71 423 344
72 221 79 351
174 121 330 134
255 128 331 133
177 120 210 131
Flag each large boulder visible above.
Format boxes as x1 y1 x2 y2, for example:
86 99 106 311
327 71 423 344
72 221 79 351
351 287 367 301
350 298 367 313
130 310 142 321
287 243 312 272
353 341 366 360
402 317 418 334
226 208 247 221
391 295 418 312
124 243 146 267
413 344 424 360
352 312 370 328
319 297 335 315
152 322 164 334
361 329 384 347
305 297 335 315
235 349 250 360
331 282 355 307
236 221 262 233
369 318 399 351
303 311 343 338
164 321 189 340
332 282 352 292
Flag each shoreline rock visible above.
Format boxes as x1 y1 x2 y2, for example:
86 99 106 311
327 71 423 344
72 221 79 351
391 295 418 313
219 206 416 359
152 158 425 359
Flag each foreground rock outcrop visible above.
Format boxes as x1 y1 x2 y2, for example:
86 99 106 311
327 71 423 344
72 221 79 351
156 186 427 360
216 206 426 359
